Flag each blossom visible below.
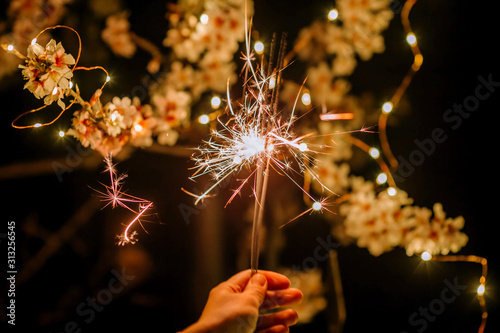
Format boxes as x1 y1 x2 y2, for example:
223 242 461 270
129 98 157 148
66 109 103 150
19 39 75 108
152 88 191 146
165 61 196 92
194 52 236 96
337 0 393 60
312 159 350 195
295 21 343 62
66 95 156 156
101 13 136 58
404 203 468 256
307 62 351 108
338 177 468 257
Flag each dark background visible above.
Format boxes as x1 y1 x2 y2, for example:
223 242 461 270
1 1 499 332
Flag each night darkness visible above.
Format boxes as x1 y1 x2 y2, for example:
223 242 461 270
1 1 499 333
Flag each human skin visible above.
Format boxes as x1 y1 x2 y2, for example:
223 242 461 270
179 269 303 333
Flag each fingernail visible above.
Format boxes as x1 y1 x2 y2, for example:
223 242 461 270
252 273 267 286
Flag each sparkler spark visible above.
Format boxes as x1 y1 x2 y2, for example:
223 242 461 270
188 3 357 274
189 31 332 210
188 29 338 274
93 154 154 245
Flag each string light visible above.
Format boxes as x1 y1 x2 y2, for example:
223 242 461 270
134 124 143 132
31 38 37 45
269 76 276 89
254 41 264 54
420 251 432 261
58 130 65 137
301 92 311 106
369 147 380 159
198 114 210 125
298 143 308 152
106 75 111 82
387 187 397 196
376 172 387 185
382 101 393 114
406 32 417 46
328 9 338 21
200 13 209 25
477 284 485 296
378 0 423 170
7 44 14 52
211 96 222 109
422 254 488 332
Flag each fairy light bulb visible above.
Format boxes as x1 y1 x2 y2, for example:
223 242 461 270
31 38 37 45
34 123 41 128
328 9 338 20
269 76 276 89
387 187 397 196
106 75 111 82
369 147 380 159
200 13 209 25
211 96 221 109
69 81 73 89
198 114 210 125
298 143 308 152
301 92 311 106
406 32 417 46
52 87 58 95
421 251 432 261
382 101 393 114
312 201 322 211
58 130 65 137
134 124 143 132
254 41 264 54
477 284 485 296
376 172 387 184
7 44 14 52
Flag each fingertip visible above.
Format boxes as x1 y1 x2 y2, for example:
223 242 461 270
251 273 268 287
260 271 291 290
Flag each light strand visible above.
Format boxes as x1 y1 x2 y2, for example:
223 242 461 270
378 0 423 171
10 25 111 130
424 253 488 333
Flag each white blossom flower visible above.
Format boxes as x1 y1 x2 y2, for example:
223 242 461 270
66 109 103 150
129 98 157 148
165 61 196 92
152 88 191 146
313 159 350 195
19 39 75 108
339 177 468 257
101 13 136 58
404 203 468 256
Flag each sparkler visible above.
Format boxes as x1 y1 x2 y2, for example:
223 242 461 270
188 7 337 275
93 154 154 245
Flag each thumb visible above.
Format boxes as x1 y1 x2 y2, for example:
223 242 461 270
244 273 267 304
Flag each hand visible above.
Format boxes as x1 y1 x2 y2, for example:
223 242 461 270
180 269 303 333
